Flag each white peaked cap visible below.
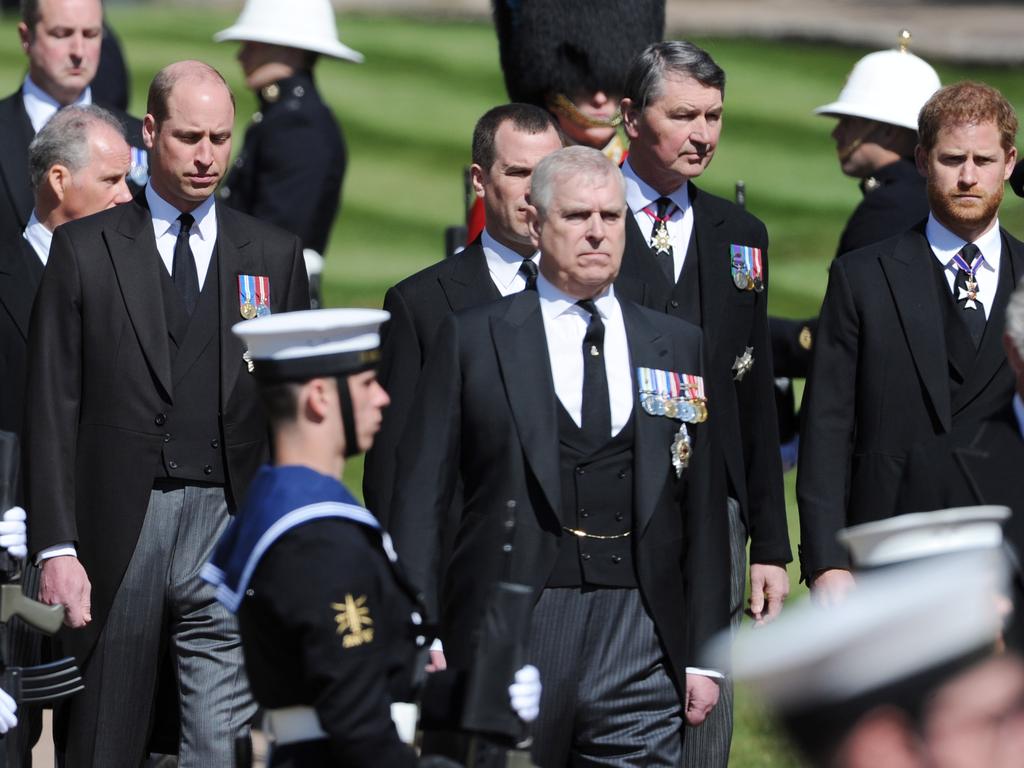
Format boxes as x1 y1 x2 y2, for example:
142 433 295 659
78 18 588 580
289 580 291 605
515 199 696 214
215 0 364 63
705 548 1008 711
839 506 1010 568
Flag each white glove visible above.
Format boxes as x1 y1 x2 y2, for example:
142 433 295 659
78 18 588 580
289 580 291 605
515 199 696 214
0 507 27 559
0 686 17 733
508 664 541 723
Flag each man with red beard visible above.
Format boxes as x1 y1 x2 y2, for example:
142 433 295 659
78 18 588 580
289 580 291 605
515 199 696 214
798 82 1022 605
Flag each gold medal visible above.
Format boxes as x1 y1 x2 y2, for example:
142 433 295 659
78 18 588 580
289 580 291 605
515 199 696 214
240 302 257 320
651 222 672 255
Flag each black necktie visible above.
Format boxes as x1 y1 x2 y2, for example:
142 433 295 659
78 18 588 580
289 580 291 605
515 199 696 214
953 243 986 348
519 258 538 291
650 196 675 283
173 212 199 315
578 299 611 445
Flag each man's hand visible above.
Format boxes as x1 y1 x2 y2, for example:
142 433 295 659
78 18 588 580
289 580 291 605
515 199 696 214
684 674 720 726
811 568 856 608
0 687 16 734
749 563 789 626
40 556 92 628
508 664 541 723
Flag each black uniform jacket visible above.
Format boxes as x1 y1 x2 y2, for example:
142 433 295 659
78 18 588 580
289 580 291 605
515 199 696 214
389 290 730 697
615 181 791 566
0 89 147 243
221 72 345 255
797 223 1024 577
242 519 422 767
0 234 41 439
22 194 308 665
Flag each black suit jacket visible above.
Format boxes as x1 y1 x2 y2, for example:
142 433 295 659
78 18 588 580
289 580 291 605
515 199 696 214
23 195 309 664
389 291 730 695
0 234 42 440
615 182 790 565
0 89 147 243
797 224 1023 577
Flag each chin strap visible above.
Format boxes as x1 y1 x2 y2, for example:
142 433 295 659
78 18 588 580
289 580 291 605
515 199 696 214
336 376 360 458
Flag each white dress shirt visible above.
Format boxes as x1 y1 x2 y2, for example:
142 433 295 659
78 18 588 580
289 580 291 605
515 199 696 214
622 159 694 283
23 211 52 265
146 184 218 290
536 276 633 435
481 229 539 296
22 75 90 134
927 214 1002 321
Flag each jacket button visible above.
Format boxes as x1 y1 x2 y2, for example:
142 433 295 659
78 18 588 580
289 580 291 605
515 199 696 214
618 469 627 479
612 555 622 564
615 513 624 522
669 300 679 309
210 438 220 449
162 433 171 443
575 467 585 475
580 553 591 561
154 413 167 426
168 460 178 469
204 465 213 475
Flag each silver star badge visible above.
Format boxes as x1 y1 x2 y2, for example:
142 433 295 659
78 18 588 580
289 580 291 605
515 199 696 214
651 223 672 255
732 346 754 382
243 349 255 374
958 284 979 310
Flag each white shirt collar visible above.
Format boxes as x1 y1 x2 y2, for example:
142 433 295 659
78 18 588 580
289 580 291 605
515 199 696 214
23 210 52 265
1014 393 1024 440
621 158 691 216
536 273 616 321
481 228 538 292
145 183 217 242
925 213 1001 274
22 75 91 134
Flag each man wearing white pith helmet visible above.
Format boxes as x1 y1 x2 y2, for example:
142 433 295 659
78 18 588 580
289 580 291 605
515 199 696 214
816 31 941 258
215 0 361 307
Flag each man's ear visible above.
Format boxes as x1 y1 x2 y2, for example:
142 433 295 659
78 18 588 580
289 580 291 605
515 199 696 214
17 22 31 52
47 165 71 202
142 115 157 152
621 97 641 141
915 144 929 178
526 204 542 248
469 163 486 200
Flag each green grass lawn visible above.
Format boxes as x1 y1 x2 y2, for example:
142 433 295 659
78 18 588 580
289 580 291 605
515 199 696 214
2 8 1023 765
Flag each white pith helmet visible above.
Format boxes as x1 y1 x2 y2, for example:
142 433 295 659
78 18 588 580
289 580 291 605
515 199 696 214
215 0 364 64
815 30 939 132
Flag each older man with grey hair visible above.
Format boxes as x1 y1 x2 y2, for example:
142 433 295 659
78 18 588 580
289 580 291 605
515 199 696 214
391 145 730 766
612 39 791 767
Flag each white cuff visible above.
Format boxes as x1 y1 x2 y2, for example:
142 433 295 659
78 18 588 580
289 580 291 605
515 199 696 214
429 638 443 653
36 543 77 565
686 666 724 680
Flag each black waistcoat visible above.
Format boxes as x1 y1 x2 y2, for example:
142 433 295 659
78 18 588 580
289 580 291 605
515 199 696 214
155 247 226 484
547 405 637 588
929 245 1013 401
666 228 702 325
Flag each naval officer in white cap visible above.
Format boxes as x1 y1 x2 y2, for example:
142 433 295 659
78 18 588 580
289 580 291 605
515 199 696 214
202 308 541 767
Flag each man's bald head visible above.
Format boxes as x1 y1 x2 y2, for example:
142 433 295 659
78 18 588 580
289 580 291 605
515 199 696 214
147 60 235 128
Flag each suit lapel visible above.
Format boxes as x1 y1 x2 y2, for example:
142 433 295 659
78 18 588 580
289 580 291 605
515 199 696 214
491 292 562 516
217 205 262 408
0 94 35 232
109 197 173 399
621 301 674 537
951 230 1020 415
0 237 42 340
880 228 952 432
440 240 500 312
691 184 729 349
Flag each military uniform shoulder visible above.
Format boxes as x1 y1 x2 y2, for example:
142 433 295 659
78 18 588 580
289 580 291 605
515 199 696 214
216 202 300 247
691 184 766 232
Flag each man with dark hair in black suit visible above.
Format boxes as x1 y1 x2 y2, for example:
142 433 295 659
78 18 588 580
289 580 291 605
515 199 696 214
23 60 309 766
390 145 729 766
363 103 562 523
0 0 147 243
614 39 792 766
799 81 1022 605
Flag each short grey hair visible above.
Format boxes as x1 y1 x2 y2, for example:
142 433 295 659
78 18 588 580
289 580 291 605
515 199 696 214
28 104 126 192
624 40 726 113
530 146 625 218
1007 278 1024 358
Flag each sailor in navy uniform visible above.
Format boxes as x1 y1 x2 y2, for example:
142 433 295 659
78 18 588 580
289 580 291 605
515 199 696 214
202 309 540 766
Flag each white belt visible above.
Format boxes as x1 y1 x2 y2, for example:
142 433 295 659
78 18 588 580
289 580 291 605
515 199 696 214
263 703 420 747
